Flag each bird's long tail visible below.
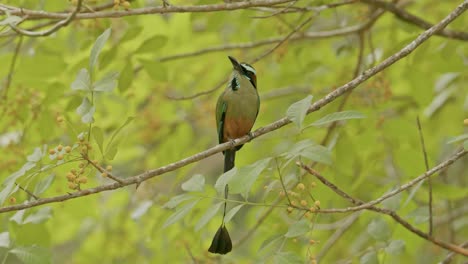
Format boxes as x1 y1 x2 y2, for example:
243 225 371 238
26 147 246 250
208 149 235 254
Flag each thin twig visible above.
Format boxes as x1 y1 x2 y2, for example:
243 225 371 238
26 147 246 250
361 0 468 41
317 212 362 261
0 35 23 119
14 182 39 200
416 116 432 235
275 158 292 205
441 241 468 264
83 156 125 184
8 0 83 37
299 160 468 256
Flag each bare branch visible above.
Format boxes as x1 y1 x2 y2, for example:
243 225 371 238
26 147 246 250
0 1 465 220
302 149 466 214
416 116 432 235
7 0 83 37
361 0 468 40
2 0 296 20
299 155 468 256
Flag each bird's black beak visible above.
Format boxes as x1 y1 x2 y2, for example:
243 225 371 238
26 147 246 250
228 56 242 72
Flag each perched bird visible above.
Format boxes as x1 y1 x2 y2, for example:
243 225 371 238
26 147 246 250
208 56 260 254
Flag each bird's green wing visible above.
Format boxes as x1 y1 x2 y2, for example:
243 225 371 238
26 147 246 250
216 92 227 144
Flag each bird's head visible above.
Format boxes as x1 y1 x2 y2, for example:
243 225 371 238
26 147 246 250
228 56 257 89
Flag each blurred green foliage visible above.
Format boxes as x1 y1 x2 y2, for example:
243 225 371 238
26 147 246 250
0 0 467 263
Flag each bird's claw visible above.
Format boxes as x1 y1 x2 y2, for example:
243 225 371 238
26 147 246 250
247 131 254 141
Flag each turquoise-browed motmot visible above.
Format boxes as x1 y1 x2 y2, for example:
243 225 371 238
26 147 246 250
208 56 260 254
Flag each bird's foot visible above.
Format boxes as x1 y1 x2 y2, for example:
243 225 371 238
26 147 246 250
247 131 255 141
229 139 236 149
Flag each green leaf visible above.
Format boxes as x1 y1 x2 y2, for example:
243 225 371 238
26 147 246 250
214 168 237 194
140 59 168 81
89 28 111 71
93 72 118 92
194 202 223 231
273 252 303 264
33 174 55 196
360 251 379 264
447 133 468 144
259 235 283 254
163 194 194 209
0 232 10 248
9 246 51 264
307 110 365 127
100 47 118 69
92 126 104 155
163 199 200 228
434 72 459 92
0 162 36 205
106 117 134 153
286 95 313 129
0 15 22 26
23 207 52 224
181 174 205 192
136 35 168 54
407 207 429 224
76 97 95 124
71 68 91 91
131 200 153 220
385 240 405 255
27 147 43 162
120 26 143 43
381 189 401 211
10 210 25 224
224 204 244 223
118 60 134 93
104 142 119 161
300 145 332 165
284 219 310 238
367 218 391 241
227 158 272 199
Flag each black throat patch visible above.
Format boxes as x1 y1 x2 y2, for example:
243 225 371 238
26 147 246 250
231 77 239 91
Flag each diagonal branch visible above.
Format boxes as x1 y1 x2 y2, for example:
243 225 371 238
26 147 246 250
2 0 296 20
299 156 468 256
7 0 83 37
361 0 468 40
0 0 466 218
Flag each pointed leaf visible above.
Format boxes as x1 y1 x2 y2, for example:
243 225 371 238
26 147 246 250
76 97 94 123
106 117 134 153
273 252 303 264
93 72 118 92
0 232 10 248
284 219 310 238
181 174 205 192
360 251 378 264
163 199 200 228
92 126 104 154
71 68 91 91
308 110 365 127
407 207 429 224
214 168 237 194
228 158 272 198
434 72 459 92
9 246 51 264
33 174 55 196
286 95 313 129
104 141 119 161
367 218 391 241
224 204 244 223
27 147 42 162
385 240 405 255
163 194 194 209
90 28 111 71
131 200 153 220
140 59 168 81
136 35 168 54
23 207 52 224
195 202 223 231
118 60 134 93
447 133 468 144
0 16 22 26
